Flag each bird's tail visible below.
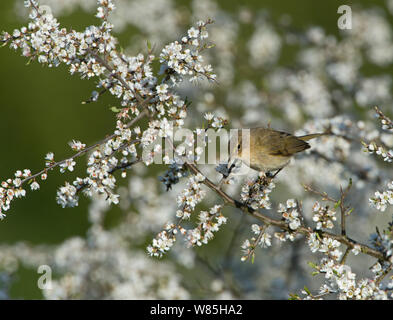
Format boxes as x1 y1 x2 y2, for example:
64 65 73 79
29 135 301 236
297 133 326 141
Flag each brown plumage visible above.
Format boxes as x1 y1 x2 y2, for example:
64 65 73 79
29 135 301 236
232 128 324 172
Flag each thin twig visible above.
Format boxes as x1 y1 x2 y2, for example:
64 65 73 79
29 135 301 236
340 247 351 265
223 214 247 267
245 224 268 262
339 179 352 236
374 106 393 130
87 49 149 105
20 108 148 187
303 184 337 203
375 263 393 286
165 138 386 262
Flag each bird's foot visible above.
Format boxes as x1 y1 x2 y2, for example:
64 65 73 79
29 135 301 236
266 168 283 179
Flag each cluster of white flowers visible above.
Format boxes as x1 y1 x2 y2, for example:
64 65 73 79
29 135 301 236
160 19 216 85
56 182 78 208
59 158 76 173
363 141 393 163
240 240 252 262
69 140 86 151
352 9 393 67
278 114 386 197
176 173 206 219
7 0 115 79
0 0 131 210
297 116 356 158
146 173 209 257
307 233 342 261
138 21 220 166
369 182 393 212
312 201 337 230
367 108 393 213
267 69 334 119
247 23 281 67
141 118 177 165
56 120 139 208
96 0 115 19
303 253 389 300
278 199 301 231
147 223 178 258
299 106 393 299
0 0 217 217
15 0 181 48
241 224 272 262
355 76 392 107
320 261 386 300
185 205 227 247
204 113 228 130
0 193 193 299
240 174 275 210
375 107 393 132
0 170 32 220
15 0 96 17
153 91 187 124
114 0 179 37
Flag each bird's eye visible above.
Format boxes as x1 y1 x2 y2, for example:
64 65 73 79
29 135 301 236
237 144 241 150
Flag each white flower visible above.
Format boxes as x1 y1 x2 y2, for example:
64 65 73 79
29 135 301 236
13 178 22 187
107 193 120 205
277 203 286 213
259 232 272 248
60 159 76 173
56 182 78 208
204 112 214 121
352 245 361 256
286 199 297 208
289 218 301 230
69 140 86 151
187 27 199 38
23 169 31 177
15 170 23 178
45 152 55 166
30 181 40 191
371 263 382 274
251 224 260 234
156 83 168 94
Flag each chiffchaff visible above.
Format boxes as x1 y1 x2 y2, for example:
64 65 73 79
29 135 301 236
230 127 324 174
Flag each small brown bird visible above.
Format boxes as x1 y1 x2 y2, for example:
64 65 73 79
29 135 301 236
231 127 324 175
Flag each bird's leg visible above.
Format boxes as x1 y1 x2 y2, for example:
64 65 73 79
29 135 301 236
224 162 236 179
265 171 274 179
217 159 236 189
271 167 283 179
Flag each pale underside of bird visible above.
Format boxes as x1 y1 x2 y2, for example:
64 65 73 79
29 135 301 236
231 127 324 173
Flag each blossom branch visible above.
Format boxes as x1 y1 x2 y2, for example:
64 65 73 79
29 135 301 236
374 106 393 131
175 146 386 261
20 109 148 187
375 263 393 286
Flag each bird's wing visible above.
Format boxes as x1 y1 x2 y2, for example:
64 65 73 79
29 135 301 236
257 130 310 156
